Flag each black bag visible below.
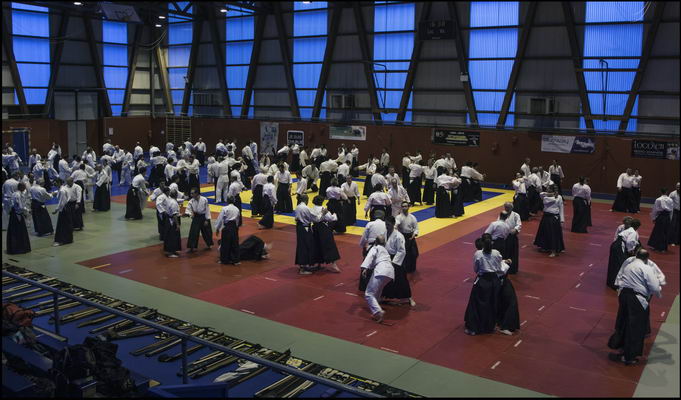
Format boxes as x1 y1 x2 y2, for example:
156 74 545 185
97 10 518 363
54 344 97 380
83 336 136 396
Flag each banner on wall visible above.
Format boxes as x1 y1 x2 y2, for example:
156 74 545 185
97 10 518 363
287 130 304 146
541 135 595 154
431 129 480 146
260 122 279 155
329 125 366 141
631 139 680 160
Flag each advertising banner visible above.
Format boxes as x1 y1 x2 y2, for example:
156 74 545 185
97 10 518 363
260 122 279 155
431 129 480 146
541 135 595 154
631 140 680 160
287 130 304 146
329 125 366 141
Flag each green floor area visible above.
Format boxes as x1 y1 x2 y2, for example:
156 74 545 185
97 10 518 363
2 201 677 397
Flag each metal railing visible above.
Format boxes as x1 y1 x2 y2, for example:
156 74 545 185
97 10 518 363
2 270 382 398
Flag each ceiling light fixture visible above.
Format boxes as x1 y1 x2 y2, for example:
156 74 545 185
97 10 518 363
158 15 166 19
220 8 227 13
155 23 162 27
74 1 83 5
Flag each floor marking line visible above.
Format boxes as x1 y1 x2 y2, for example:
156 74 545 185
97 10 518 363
345 292 359 297
661 311 666 318
118 269 133 274
538 305 545 311
575 283 582 289
380 347 399 353
463 277 470 282
520 320 528 326
91 263 111 270
579 272 585 277
462 241 473 245
525 295 540 300
264 277 278 282
588 263 593 267
570 306 587 312
240 309 255 315
366 330 377 337
589 243 602 247
491 361 501 370
514 340 522 348
521 245 528 248
335 282 345 287
313 295 325 301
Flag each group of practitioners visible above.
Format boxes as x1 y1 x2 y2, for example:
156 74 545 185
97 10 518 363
3 140 679 367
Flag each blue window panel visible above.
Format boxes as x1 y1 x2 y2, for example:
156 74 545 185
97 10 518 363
583 59 639 69
103 21 127 44
169 1 192 22
374 33 414 61
472 91 505 111
380 61 410 71
169 68 188 89
579 96 638 132
469 60 514 90
171 90 184 106
169 22 192 44
226 42 253 65
23 88 47 104
227 7 252 17
107 89 125 104
469 29 517 58
377 90 402 109
300 108 313 119
586 1 644 23
294 1 327 11
110 105 123 116
293 38 326 62
375 72 407 90
226 16 254 41
382 113 398 121
374 2 414 32
230 106 241 116
293 63 322 89
174 105 182 115
584 71 637 92
294 10 327 37
13 37 49 62
16 63 50 86
104 67 127 89
103 44 128 66
12 3 48 12
583 25 642 57
587 92 630 117
470 2 519 27
226 66 249 89
168 46 191 67
297 90 316 107
12 10 49 37
228 89 245 107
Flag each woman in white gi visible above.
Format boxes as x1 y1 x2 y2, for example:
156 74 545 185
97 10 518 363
533 185 565 257
361 234 394 323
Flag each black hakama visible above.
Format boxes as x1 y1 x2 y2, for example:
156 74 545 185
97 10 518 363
471 180 483 202
196 150 205 166
31 199 53 236
527 186 542 214
587 203 593 227
513 193 530 221
344 197 357 226
42 170 52 191
571 197 589 233
7 210 31 254
435 186 452 218
54 204 74 245
382 262 412 300
362 174 374 197
369 205 389 221
251 184 263 216
234 193 243 227
402 235 419 273
351 158 359 177
423 179 435 205
608 288 648 363
125 186 143 220
401 167 409 186
606 236 626 289
239 235 266 260
632 187 641 213
295 222 315 266
533 212 565 253
326 198 346 233
188 173 200 193
93 184 110 212
464 272 501 334
219 221 240 264
319 172 332 198
156 211 166 241
450 188 465 217
461 178 473 203
275 183 293 213
497 276 520 332
505 233 520 274
647 211 670 252
407 177 422 204
163 218 182 253
612 188 635 213
71 201 84 230
187 215 213 249
259 196 274 228
312 222 341 264
291 153 300 173
177 170 189 194
669 209 680 245
492 237 506 255
550 174 562 195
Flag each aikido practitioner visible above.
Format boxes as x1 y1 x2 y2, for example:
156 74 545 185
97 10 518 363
360 234 394 323
163 190 182 258
449 170 465 218
502 202 522 274
301 163 319 192
481 236 520 336
311 195 341 273
464 234 509 336
215 196 241 265
533 185 565 257
422 159 437 205
611 168 635 213
607 218 641 289
184 188 213 252
548 160 565 195
358 210 387 290
92 165 111 212
238 235 272 261
29 178 55 237
407 160 424 206
388 178 410 217
512 173 530 221
274 163 293 213
53 178 73 247
6 182 31 254
364 183 391 220
396 202 419 274
381 216 416 307
341 175 360 226
360 156 377 198
125 167 148 220
66 177 84 231
526 167 543 215
435 170 453 218
259 176 276 229
319 158 337 197
608 249 663 365
150 184 169 241
325 178 347 233
648 188 674 252
227 175 245 227
571 176 592 233
250 167 268 216
485 211 510 255
186 155 200 191
631 170 643 213
670 183 680 246
294 194 323 275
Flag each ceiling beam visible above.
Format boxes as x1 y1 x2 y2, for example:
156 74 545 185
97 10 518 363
561 1 594 132
204 4 232 117
122 24 144 116
311 2 342 120
83 15 112 117
353 1 382 122
2 13 29 115
182 11 205 116
497 1 538 128
448 1 478 126
43 11 70 117
241 10 266 118
396 2 432 123
153 42 174 114
618 1 666 132
272 1 300 118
